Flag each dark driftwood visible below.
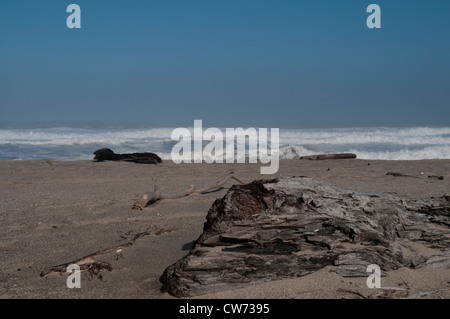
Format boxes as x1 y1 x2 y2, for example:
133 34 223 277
386 173 443 180
300 153 357 160
386 172 419 178
132 173 246 210
160 177 450 297
93 148 162 164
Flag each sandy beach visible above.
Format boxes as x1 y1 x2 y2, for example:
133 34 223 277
0 158 449 299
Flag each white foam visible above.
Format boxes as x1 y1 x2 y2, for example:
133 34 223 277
349 145 450 160
0 127 174 146
0 126 449 161
280 127 450 146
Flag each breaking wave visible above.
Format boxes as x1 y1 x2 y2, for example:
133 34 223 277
0 126 449 161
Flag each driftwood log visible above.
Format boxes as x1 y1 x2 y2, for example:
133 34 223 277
93 148 162 164
300 153 357 160
160 177 450 297
132 173 245 210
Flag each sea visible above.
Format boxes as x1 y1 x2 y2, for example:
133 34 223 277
0 125 449 161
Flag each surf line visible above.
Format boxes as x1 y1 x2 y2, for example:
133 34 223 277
171 120 279 174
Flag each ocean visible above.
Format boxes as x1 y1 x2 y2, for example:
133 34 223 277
0 125 449 161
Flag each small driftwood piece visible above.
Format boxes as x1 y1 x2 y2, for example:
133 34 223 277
386 172 420 178
40 243 132 277
93 148 162 164
132 173 246 210
300 153 356 160
40 226 181 278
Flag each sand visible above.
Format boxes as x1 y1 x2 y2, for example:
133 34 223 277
0 159 449 299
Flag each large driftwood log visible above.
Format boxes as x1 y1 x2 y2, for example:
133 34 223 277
93 148 162 164
160 177 450 297
132 173 246 210
300 153 357 160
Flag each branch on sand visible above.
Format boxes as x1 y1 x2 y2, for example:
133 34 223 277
40 227 178 277
132 173 246 210
40 243 132 277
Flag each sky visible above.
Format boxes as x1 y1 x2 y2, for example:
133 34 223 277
0 0 449 128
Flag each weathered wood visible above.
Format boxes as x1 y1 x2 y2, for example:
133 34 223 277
300 153 356 160
40 242 132 277
160 177 450 297
386 172 419 178
93 148 162 164
132 173 245 210
40 226 176 277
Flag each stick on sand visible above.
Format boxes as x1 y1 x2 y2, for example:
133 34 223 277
132 172 246 210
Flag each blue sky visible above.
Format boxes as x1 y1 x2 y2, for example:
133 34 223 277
0 1 449 128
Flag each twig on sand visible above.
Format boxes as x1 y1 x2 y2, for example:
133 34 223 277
386 172 420 178
337 289 367 299
40 226 182 277
40 243 132 277
132 172 246 210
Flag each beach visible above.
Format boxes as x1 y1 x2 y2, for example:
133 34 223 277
0 158 449 299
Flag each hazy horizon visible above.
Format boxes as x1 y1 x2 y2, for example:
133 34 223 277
1 119 450 130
